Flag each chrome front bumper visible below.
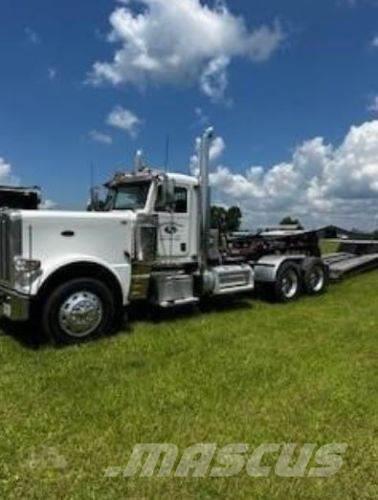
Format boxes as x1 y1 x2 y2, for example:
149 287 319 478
0 287 31 322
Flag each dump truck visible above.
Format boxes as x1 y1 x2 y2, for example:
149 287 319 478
0 186 41 210
0 128 375 344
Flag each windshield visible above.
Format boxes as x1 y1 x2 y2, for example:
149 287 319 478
105 182 151 211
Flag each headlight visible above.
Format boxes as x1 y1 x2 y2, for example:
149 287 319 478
13 257 42 292
14 257 41 273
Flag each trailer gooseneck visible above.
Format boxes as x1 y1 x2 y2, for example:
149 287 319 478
0 128 375 345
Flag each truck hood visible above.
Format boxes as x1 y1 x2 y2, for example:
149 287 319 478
16 209 138 272
17 209 138 222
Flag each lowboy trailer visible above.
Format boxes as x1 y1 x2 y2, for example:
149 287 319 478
227 232 378 281
322 240 378 281
0 128 376 344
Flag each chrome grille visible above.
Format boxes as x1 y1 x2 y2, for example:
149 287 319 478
0 211 22 284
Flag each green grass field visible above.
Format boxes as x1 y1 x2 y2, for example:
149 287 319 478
320 239 339 255
1 270 377 499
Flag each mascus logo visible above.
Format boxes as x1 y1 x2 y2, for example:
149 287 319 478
104 442 348 478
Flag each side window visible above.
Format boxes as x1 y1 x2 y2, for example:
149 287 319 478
155 185 188 213
174 187 188 213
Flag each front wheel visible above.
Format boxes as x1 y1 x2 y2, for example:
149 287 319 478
42 278 116 345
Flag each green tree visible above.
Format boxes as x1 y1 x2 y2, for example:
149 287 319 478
280 216 303 229
211 205 242 232
226 206 242 232
211 206 227 230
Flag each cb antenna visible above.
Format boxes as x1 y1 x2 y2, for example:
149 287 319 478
89 162 96 212
164 134 170 173
90 162 95 190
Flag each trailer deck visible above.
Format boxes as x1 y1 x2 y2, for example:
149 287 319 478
323 240 378 281
324 252 378 280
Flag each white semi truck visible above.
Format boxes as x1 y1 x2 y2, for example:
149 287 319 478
0 128 330 344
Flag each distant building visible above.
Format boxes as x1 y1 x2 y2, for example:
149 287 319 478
316 225 375 240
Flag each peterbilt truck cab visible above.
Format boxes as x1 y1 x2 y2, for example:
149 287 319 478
104 170 200 265
0 128 328 344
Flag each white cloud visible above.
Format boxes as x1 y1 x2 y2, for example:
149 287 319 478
199 56 230 102
40 199 58 210
89 130 113 145
206 121 378 230
372 36 378 47
48 67 57 80
341 0 373 7
25 27 40 45
106 106 141 138
89 0 284 100
368 96 378 113
194 107 209 127
0 158 18 185
190 135 226 175
210 136 226 162
246 21 285 62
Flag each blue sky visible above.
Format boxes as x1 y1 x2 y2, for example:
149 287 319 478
0 0 377 228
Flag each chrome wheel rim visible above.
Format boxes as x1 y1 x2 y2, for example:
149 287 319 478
281 270 299 299
309 267 325 292
59 291 103 338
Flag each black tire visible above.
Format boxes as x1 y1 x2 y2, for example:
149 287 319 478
302 258 329 296
42 278 116 345
271 261 302 303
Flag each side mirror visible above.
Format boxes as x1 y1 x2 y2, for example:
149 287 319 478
88 187 103 212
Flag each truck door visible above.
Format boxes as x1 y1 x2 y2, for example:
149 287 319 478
155 184 191 262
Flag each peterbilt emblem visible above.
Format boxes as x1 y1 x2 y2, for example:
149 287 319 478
164 225 178 235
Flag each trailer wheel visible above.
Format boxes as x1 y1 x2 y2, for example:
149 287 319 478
42 278 116 345
272 262 302 303
302 258 329 295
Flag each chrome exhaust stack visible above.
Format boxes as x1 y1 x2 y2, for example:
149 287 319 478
134 150 144 172
197 128 255 296
199 127 214 274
